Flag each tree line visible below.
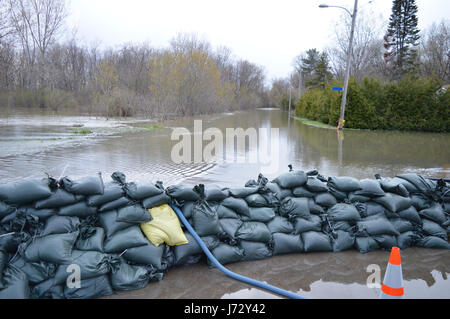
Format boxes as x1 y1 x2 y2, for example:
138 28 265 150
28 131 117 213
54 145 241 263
270 0 449 132
0 0 268 118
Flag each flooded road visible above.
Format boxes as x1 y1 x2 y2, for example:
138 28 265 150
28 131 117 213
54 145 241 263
0 109 449 299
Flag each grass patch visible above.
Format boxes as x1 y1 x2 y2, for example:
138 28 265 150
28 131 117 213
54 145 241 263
140 124 165 130
292 116 336 130
72 129 93 134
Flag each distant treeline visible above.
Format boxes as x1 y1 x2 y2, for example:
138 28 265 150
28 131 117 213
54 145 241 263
0 1 268 118
295 76 449 133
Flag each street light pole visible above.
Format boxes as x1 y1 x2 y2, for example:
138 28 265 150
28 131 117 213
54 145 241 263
319 0 358 130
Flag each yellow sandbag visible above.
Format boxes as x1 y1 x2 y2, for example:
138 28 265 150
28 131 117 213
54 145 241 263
140 204 188 247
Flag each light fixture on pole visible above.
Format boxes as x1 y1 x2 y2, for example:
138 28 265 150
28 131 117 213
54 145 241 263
319 0 358 130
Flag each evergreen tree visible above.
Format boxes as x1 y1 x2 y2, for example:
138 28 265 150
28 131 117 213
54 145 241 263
385 0 420 79
306 52 333 89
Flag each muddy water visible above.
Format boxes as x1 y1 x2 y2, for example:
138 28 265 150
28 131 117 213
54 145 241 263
0 109 449 299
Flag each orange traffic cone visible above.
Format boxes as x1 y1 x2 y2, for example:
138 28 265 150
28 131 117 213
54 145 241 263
380 246 404 299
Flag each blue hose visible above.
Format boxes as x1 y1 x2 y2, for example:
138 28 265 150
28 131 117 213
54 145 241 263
169 204 305 299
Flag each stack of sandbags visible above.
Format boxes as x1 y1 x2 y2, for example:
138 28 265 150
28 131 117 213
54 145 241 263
0 172 171 299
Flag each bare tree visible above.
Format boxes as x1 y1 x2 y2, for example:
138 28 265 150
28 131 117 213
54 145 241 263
327 8 386 81
419 20 450 82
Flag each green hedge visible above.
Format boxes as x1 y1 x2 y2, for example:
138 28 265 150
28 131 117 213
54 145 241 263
295 76 450 132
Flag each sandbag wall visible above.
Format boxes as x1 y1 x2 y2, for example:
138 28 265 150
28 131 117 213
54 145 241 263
0 169 449 299
0 172 174 299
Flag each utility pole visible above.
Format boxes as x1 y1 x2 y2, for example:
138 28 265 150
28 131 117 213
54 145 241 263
319 0 358 130
339 0 358 130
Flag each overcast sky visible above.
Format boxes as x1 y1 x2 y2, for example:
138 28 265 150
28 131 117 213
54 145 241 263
67 0 450 83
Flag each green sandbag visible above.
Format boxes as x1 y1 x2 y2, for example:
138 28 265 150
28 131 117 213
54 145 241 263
75 227 105 252
327 176 361 192
355 236 380 254
419 204 447 225
267 216 294 234
19 206 56 221
116 204 152 224
228 187 258 198
53 250 116 285
219 218 243 240
378 177 410 197
239 240 272 261
293 215 322 235
397 231 419 250
165 184 199 201
0 201 15 219
273 170 307 188
41 215 80 236
181 201 195 219
9 255 56 285
244 193 268 207
292 186 315 198
416 236 450 249
410 194 432 211
330 230 355 252
235 221 272 243
64 275 114 299
242 207 275 223
173 232 202 266
396 173 435 195
326 203 361 222
0 251 6 289
301 231 332 252
0 178 52 206
348 192 371 203
192 201 222 237
123 242 165 269
328 186 348 201
124 182 163 200
221 197 250 218
326 220 354 232
305 177 328 193
389 218 414 233
272 233 303 255
204 185 228 201
398 206 422 225
103 226 148 254
266 183 282 199
142 193 171 209
201 235 221 251
58 201 97 218
208 243 244 267
280 197 310 219
35 189 84 209
60 173 104 196
363 201 387 218
110 258 150 291
24 231 79 264
98 196 133 213
373 234 397 250
373 192 411 213
0 265 30 299
0 231 23 253
309 198 325 215
215 205 239 219
356 216 399 236
314 192 337 208
86 182 124 207
354 179 385 198
98 209 133 238
421 219 448 241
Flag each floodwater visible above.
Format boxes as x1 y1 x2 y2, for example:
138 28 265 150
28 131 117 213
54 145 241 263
0 108 449 299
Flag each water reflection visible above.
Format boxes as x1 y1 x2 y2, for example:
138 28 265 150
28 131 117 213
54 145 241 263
104 248 449 299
